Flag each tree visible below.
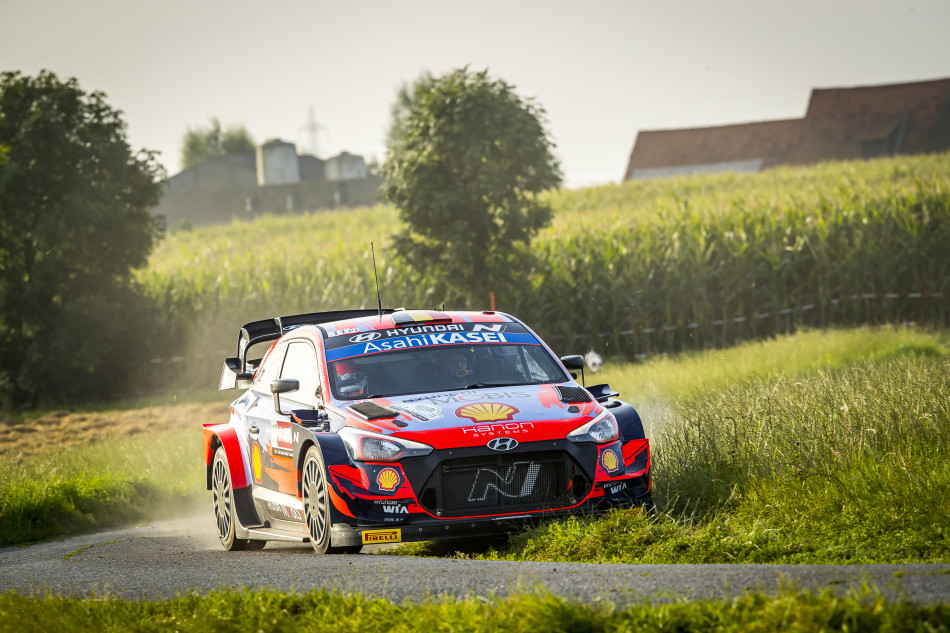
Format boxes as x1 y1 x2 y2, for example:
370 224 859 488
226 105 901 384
181 118 254 169
0 70 165 408
382 68 562 305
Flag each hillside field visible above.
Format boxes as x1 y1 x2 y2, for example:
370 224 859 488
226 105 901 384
137 152 949 392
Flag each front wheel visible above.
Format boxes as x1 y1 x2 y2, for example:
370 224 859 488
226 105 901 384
302 446 360 554
212 446 263 551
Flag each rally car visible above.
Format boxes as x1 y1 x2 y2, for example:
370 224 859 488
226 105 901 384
205 308 651 553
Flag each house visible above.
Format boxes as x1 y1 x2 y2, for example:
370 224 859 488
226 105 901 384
152 142 381 228
624 77 950 180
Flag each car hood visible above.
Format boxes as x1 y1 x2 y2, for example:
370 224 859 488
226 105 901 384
345 383 602 448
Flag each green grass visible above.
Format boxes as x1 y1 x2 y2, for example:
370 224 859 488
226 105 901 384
590 326 948 403
0 430 204 547
395 328 950 564
1 588 948 633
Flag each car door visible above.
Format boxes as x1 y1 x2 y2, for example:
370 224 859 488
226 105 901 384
265 340 322 496
244 340 292 494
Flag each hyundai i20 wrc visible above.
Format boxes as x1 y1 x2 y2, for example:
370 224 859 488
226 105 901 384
205 308 652 553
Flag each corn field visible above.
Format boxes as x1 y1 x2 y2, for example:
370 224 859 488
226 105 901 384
138 152 950 389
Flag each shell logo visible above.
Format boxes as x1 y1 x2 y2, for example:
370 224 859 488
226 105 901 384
377 467 400 491
252 443 263 482
601 449 619 472
455 402 520 423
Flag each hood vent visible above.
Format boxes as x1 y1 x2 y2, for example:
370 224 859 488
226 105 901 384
348 401 400 421
555 385 592 404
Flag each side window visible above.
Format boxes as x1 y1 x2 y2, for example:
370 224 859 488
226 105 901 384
254 342 286 392
279 342 320 407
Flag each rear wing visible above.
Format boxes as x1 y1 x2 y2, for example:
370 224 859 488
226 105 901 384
218 308 395 390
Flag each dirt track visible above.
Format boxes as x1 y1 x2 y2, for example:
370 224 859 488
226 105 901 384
0 402 227 457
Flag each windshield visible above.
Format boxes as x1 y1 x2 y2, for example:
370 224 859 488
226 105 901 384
328 343 567 400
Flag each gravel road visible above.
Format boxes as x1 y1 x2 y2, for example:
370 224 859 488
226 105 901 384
2 513 948 606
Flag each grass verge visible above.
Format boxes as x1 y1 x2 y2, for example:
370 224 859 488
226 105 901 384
0 429 204 547
395 329 950 564
1 588 948 633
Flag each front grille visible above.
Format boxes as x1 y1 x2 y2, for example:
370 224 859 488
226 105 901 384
420 451 590 517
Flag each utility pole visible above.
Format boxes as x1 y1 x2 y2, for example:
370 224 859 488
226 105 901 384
298 106 326 158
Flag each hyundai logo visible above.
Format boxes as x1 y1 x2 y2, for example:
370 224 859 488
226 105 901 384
349 332 382 343
487 437 518 451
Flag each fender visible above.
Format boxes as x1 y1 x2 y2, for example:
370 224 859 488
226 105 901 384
292 423 360 521
609 400 647 443
202 424 249 490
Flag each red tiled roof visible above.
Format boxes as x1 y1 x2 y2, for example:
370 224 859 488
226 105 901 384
624 119 802 180
783 77 950 164
624 76 950 180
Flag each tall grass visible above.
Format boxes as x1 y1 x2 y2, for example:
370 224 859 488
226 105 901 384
0 430 204 546
136 153 949 393
471 343 950 564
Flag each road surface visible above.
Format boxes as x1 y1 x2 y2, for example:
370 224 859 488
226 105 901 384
2 513 948 605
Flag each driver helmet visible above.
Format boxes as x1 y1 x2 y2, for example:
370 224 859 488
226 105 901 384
436 347 474 382
335 360 368 399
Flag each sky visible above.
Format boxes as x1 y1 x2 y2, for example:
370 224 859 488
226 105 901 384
1 0 948 189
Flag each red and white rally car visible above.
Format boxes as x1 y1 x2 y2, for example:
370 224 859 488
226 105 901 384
205 308 651 553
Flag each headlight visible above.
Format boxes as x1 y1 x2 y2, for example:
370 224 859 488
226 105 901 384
338 427 434 462
567 409 619 444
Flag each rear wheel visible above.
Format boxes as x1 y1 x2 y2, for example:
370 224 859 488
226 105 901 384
302 446 361 554
212 446 264 551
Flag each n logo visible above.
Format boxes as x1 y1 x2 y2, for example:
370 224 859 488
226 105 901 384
467 461 541 502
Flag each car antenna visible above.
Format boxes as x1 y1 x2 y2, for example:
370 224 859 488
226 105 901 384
371 242 383 319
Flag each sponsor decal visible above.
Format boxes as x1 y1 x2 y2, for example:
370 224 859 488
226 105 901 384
389 402 443 422
456 402 520 423
472 323 503 332
272 446 293 458
487 437 519 451
601 449 620 472
266 500 302 520
385 324 463 337
252 442 263 482
404 390 532 404
324 330 540 361
362 528 401 544
381 503 408 514
468 462 541 502
605 481 627 495
363 331 508 354
462 421 535 437
376 467 400 491
349 332 382 343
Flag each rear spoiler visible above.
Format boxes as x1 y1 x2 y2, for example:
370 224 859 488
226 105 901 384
218 308 395 390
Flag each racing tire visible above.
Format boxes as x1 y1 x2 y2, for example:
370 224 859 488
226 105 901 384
212 446 262 551
302 446 355 554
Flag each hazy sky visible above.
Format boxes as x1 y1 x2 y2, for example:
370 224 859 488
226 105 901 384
2 0 948 188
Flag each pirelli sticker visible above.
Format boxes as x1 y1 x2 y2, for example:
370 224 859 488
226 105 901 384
361 528 402 545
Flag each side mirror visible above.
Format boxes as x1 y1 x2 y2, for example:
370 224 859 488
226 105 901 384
236 372 255 390
271 379 299 416
560 355 584 369
560 355 586 386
